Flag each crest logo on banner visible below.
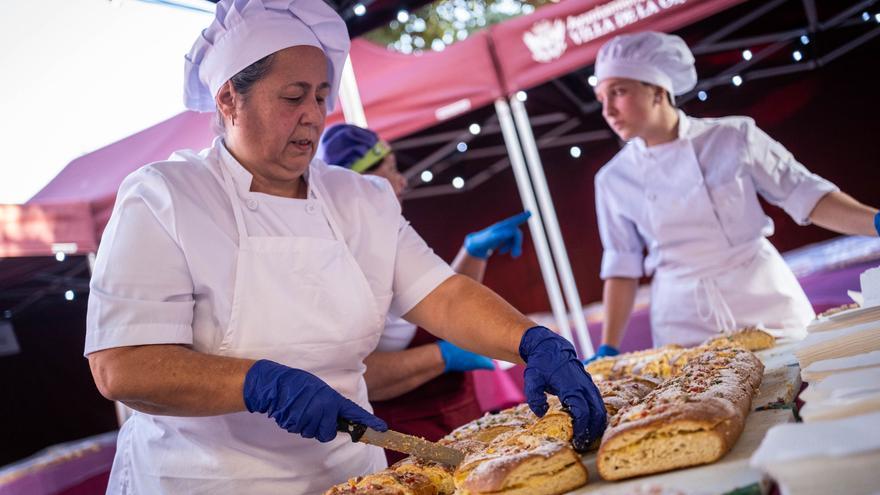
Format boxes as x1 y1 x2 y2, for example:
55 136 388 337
523 19 568 62
522 0 688 63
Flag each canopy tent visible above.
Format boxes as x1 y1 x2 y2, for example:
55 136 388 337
0 0 753 257
0 0 808 355
325 0 748 140
4 0 875 337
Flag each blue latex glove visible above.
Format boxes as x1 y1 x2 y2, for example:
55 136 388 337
581 344 620 365
243 359 387 442
519 326 607 451
464 211 532 259
438 340 496 373
874 211 880 236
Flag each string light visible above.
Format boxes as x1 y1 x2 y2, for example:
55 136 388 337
515 91 527 102
452 177 465 189
456 142 468 152
353 3 366 16
742 49 753 61
55 252 66 262
468 123 481 135
65 290 75 301
792 50 803 62
697 90 708 101
397 10 410 23
420 170 433 183
731 75 743 86
800 35 810 45
587 75 598 87
569 146 582 158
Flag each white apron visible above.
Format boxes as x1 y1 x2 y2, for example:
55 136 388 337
109 159 387 494
646 141 814 347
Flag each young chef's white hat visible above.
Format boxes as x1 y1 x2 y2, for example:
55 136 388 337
595 31 697 104
184 0 350 112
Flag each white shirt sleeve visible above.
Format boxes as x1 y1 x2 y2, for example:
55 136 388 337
595 172 645 279
743 119 839 225
388 217 455 318
84 167 195 355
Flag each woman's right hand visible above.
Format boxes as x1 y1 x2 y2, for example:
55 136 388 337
244 360 387 442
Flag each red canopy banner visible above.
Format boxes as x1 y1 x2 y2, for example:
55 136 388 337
490 0 745 93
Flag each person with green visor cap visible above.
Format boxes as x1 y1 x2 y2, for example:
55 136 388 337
318 123 531 464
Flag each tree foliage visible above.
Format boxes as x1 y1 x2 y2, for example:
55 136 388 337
364 0 553 53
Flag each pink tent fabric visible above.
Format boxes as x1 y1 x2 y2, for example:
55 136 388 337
325 33 504 141
0 112 214 257
30 112 213 205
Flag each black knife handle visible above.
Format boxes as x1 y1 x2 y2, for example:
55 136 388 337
337 418 367 443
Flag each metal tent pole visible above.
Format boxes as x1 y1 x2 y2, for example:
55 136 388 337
339 55 368 127
509 97 593 357
494 98 573 342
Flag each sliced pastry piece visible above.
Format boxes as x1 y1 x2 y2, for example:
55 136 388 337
457 441 587 495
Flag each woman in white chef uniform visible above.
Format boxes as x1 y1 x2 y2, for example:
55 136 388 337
589 31 880 355
84 1 607 494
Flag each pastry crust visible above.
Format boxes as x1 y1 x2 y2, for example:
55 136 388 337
324 470 438 495
816 302 860 318
705 326 775 351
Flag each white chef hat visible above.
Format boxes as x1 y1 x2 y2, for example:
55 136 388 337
595 31 697 104
184 0 350 112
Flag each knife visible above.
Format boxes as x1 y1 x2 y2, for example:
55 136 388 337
337 418 465 467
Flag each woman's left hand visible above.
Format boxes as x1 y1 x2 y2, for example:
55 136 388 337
519 326 607 451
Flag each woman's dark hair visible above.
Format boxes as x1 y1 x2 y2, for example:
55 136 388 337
640 81 675 107
213 53 276 134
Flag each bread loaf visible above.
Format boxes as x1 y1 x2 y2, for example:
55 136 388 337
457 441 587 495
586 327 773 381
596 347 763 480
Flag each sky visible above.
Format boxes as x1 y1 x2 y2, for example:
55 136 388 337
0 0 212 204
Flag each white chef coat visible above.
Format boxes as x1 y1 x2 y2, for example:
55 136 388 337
375 316 419 352
595 111 838 345
85 137 454 492
86 138 453 354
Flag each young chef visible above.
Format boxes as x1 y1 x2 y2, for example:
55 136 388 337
589 31 880 358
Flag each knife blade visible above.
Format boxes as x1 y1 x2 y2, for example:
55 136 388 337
337 419 465 467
